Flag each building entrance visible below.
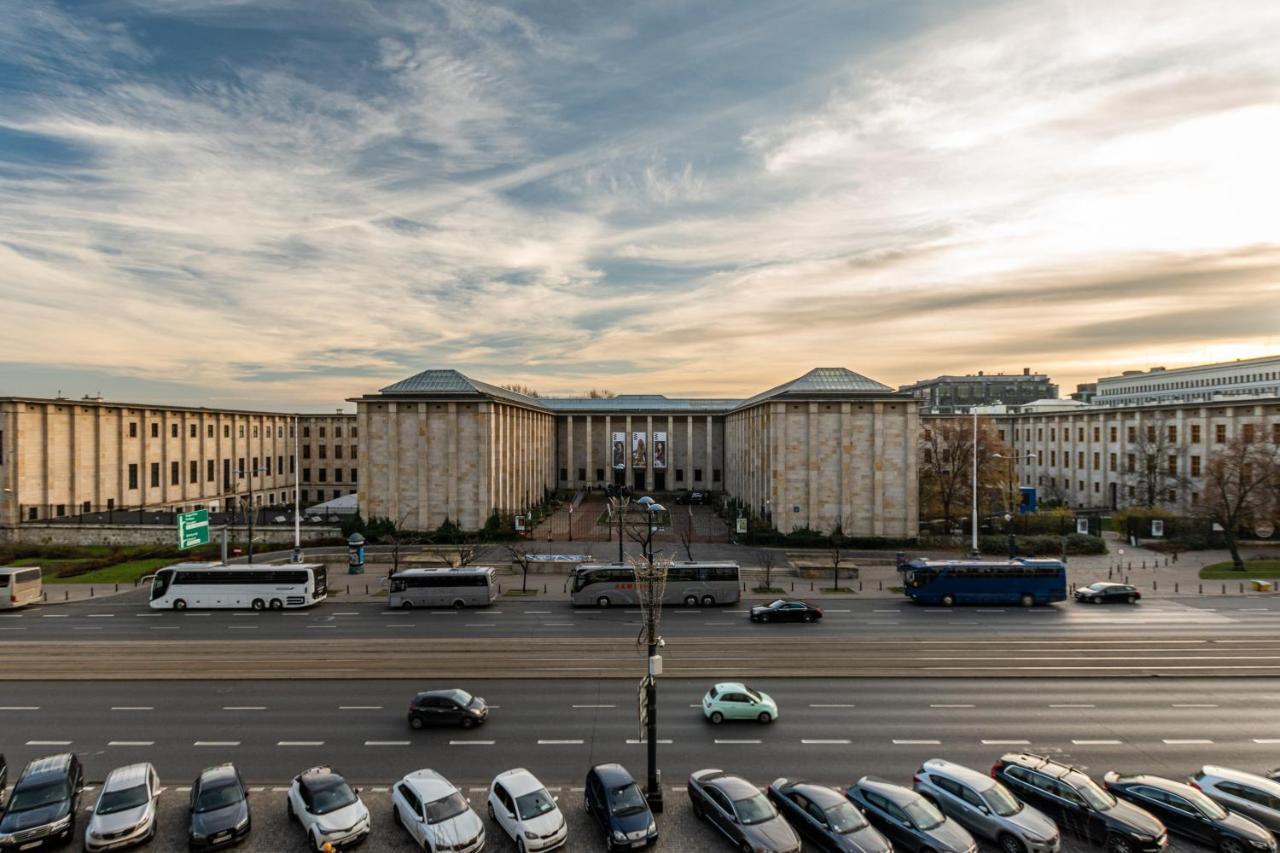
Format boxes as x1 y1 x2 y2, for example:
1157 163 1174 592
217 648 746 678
632 469 646 491
653 471 666 491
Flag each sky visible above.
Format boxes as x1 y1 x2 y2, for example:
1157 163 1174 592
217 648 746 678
1 0 1277 411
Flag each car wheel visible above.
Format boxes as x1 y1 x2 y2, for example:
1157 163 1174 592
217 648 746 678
759 613 770 623
701 595 715 607
487 801 495 820
173 599 187 610
409 715 424 730
1019 593 1035 608
251 598 266 611
1000 833 1026 853
597 595 612 608
692 799 704 820
393 803 402 826
286 796 295 820
269 598 284 610
460 716 476 729
1221 837 1246 853
400 600 414 610
452 599 466 609
802 613 815 623
1127 594 1136 604
941 593 956 607
741 842 753 853
709 711 724 724
1108 832 1135 853
684 595 698 608
757 711 773 724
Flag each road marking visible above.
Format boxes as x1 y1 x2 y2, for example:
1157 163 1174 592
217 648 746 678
339 705 382 710
73 626 103 630
932 704 975 708
873 609 899 613
976 609 1007 613
626 739 673 745
135 613 163 617
1050 704 1096 708
278 741 324 746
194 741 240 746
1171 703 1218 708
223 706 266 711
184 613 211 617
524 610 551 614
27 740 72 745
150 626 180 630
365 741 411 746
466 623 495 627
305 625 337 629
983 739 1031 745
572 704 616 709
1073 739 1123 745
0 706 39 710
538 739 584 745
1163 738 1213 745
383 623 413 628
111 706 154 711
231 613 258 617
825 609 851 613
109 741 154 746
893 739 941 745
715 739 762 744
87 613 115 618
227 626 258 630
542 622 573 627
809 703 856 708
450 740 495 746
802 739 850 745
333 612 360 616
1253 738 1280 744
42 614 69 618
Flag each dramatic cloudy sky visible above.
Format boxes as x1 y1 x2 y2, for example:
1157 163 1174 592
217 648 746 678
2 0 1277 410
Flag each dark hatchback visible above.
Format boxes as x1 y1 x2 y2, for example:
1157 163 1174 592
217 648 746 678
993 754 1167 853
1074 583 1141 604
689 769 801 852
847 776 976 853
768 778 892 853
0 753 83 852
1103 772 1275 853
188 764 251 850
585 763 657 850
750 600 824 623
408 688 489 729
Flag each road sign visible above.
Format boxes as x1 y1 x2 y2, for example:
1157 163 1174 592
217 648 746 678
177 509 210 549
638 675 653 737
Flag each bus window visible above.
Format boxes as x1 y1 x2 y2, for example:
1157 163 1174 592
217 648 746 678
150 569 173 601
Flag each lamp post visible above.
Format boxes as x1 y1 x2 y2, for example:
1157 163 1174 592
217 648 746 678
970 408 979 556
993 452 1036 557
237 465 271 564
639 500 666 812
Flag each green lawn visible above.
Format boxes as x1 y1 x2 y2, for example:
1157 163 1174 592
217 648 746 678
1199 560 1280 579
44 558 177 585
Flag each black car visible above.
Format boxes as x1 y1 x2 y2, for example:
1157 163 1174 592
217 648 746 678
847 776 976 853
1104 772 1276 853
689 769 801 852
188 764 251 850
0 753 83 852
408 688 489 729
0 753 6 808
1074 583 1141 604
767 778 892 853
993 753 1167 853
674 491 706 505
585 763 658 850
751 599 824 623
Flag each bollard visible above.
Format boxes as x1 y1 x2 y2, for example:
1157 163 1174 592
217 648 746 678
790 582 794 591
65 590 69 601
365 584 369 595
1199 583 1203 594
544 583 548 594
91 586 94 597
1222 584 1226 595
1124 576 1129 584
810 581 814 591
1153 580 1157 591
115 583 119 593
1240 583 1244 594
1141 560 1146 570
1108 567 1113 579
1128 562 1132 572
499 583 502 593
879 580 883 591
1175 583 1179 593
859 581 863 591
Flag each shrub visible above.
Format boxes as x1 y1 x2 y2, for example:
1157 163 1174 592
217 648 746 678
978 533 1106 556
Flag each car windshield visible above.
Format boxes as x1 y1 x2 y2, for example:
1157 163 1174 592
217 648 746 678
982 783 1023 817
1065 773 1115 810
311 782 358 815
1087 583 1110 591
1183 788 1228 820
443 689 474 707
768 600 786 608
609 783 648 817
425 791 469 824
516 788 556 821
904 798 946 831
744 686 764 702
194 782 244 814
734 793 777 826
8 781 70 812
97 784 150 815
826 800 869 832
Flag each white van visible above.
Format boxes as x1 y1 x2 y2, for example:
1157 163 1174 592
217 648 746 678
0 566 43 609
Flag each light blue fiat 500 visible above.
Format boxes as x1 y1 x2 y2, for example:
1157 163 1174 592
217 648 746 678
702 682 779 724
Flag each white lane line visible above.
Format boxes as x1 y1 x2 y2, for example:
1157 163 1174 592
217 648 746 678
0 706 40 710
73 626 103 631
824 609 851 613
371 787 390 793
466 623 495 627
134 613 163 617
231 613 258 617
42 614 69 618
1254 738 1280 744
278 741 324 746
109 741 154 746
538 739 584 745
893 739 941 745
339 705 383 710
87 613 115 618
802 739 850 745
223 706 266 711
715 739 762 745
626 739 673 745
333 612 360 616
150 626 180 630
365 741 411 746
0 627 28 631
1163 738 1213 745
524 610 551 614
305 625 337 629
194 741 240 746
227 626 259 630
1050 703 1096 708
450 740 495 746
873 609 899 613
542 622 573 627
1073 739 1123 745
809 703 856 708
976 609 1007 613
27 740 72 745
983 739 1031 745
183 613 211 617
931 704 975 708
383 624 413 628
572 704 616 709
111 706 154 711
1171 703 1218 708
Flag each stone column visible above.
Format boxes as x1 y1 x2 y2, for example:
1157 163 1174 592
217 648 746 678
566 415 574 489
585 415 593 487
645 415 653 491
625 415 632 488
387 402 400 524
872 402 885 536
807 402 819 530
686 416 693 487
418 403 430 530
447 403 458 523
705 415 713 488
666 414 673 491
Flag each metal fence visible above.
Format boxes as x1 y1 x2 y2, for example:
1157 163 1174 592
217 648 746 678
17 504 329 528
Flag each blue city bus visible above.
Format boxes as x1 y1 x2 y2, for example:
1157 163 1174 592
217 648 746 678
898 558 1067 607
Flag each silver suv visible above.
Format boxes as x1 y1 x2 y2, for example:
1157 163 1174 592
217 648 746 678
916 759 1061 853
85 763 160 852
1191 766 1280 836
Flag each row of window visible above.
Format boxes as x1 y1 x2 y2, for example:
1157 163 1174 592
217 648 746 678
125 456 300 490
1028 450 1203 475
558 467 719 482
1101 370 1280 395
1036 476 1191 506
1021 422 1276 445
301 445 357 459
27 488 305 520
122 422 356 440
300 425 355 438
301 468 357 483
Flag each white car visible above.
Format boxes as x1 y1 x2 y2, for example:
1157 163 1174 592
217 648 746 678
392 769 485 853
487 768 568 852
84 763 160 852
285 766 371 851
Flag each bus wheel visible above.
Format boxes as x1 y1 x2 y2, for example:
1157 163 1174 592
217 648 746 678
400 601 414 610
452 599 466 609
701 595 715 607
597 596 611 608
940 593 956 607
251 599 266 611
269 599 284 610
173 599 187 611
684 595 698 608
1019 593 1035 608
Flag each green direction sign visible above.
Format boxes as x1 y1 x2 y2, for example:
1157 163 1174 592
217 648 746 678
177 509 210 549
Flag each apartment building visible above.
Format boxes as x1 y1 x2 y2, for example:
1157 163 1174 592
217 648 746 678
298 413 359 508
1095 355 1280 406
900 368 1057 414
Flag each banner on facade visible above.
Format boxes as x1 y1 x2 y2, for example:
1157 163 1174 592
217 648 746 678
631 431 648 468
611 432 626 469
652 432 667 469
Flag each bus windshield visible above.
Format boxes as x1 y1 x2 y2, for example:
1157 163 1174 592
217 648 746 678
150 570 173 601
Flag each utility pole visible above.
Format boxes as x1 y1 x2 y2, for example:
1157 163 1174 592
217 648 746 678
292 414 301 563
970 407 979 557
639 502 665 812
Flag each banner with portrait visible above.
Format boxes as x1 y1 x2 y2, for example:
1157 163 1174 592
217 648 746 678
652 432 667 470
611 432 626 470
631 431 648 468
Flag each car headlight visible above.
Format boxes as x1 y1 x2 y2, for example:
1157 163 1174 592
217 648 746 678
1128 832 1156 842
235 816 249 831
648 819 657 834
614 829 627 841
524 829 538 839
0 834 15 845
190 832 208 842
1248 839 1273 851
50 814 72 830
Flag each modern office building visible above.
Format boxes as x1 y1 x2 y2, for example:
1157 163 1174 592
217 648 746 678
900 368 1057 414
1094 355 1280 406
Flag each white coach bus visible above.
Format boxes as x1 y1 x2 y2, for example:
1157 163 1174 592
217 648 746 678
387 567 499 609
0 566 43 609
147 562 327 610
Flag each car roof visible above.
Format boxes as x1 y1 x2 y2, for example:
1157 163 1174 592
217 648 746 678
590 764 635 788
401 769 455 801
1202 766 1280 796
858 776 920 804
198 764 240 785
1002 753 1075 780
103 764 153 792
495 768 543 797
416 688 467 699
924 759 996 792
704 773 763 799
19 753 73 781
299 766 347 790
1110 773 1194 795
788 782 845 807
713 682 749 692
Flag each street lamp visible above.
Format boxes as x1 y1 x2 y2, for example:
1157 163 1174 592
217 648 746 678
635 499 667 813
993 452 1036 557
236 465 271 564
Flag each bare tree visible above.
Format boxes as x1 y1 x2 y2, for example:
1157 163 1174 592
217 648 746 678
587 389 617 399
1124 412 1193 508
445 534 479 568
829 525 845 590
919 417 1009 529
504 543 536 593
500 383 540 398
1197 433 1280 570
677 506 695 561
758 549 778 591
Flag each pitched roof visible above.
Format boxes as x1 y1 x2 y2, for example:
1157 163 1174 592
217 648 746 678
378 369 545 408
733 367 897 410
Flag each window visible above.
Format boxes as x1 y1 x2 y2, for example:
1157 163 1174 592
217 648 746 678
238 457 245 476
252 426 258 438
1127 426 1136 442
1093 482 1100 493
151 423 159 438
1109 453 1117 471
319 445 327 459
559 467 568 481
128 464 139 490
1109 426 1117 442
675 468 684 482
1274 423 1280 445
1050 451 1056 466
129 422 138 438
190 424 197 438
694 468 702 481
303 426 311 438
190 461 198 483
290 456 295 474
1037 451 1043 465
277 456 283 474
55 504 66 517
595 468 604 481
301 489 309 503
352 427 357 438
1077 427 1084 442
1093 427 1100 442
577 467 586 481
713 468 721 482
208 425 214 438
303 468 314 483
107 498 114 510
1167 425 1176 443
350 445 357 460
1243 423 1256 443
1050 428 1056 441
1167 455 1177 476
350 468 357 483
303 446 311 459
1167 488 1177 502
169 423 178 438
1127 454 1135 472
1038 428 1043 441
150 462 160 488
251 456 259 474
1191 424 1201 443
318 469 327 483
1077 452 1084 469
1215 424 1227 443
335 469 343 483
207 460 214 482
171 461 179 485
224 425 230 438
335 445 343 459
335 426 342 438
319 426 326 438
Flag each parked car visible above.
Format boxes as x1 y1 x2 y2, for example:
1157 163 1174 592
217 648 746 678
584 763 658 850
1192 767 1280 836
675 491 706 505
702 682 779 724
1105 772 1274 853
688 769 801 852
847 776 977 853
487 768 567 852
0 753 6 809
408 688 489 729
188 764 250 850
992 753 1167 853
84 763 161 852
0 753 84 852
1074 583 1141 604
767 777 892 853
285 766 370 851
915 758 1059 853
392 769 484 853
751 599 824 623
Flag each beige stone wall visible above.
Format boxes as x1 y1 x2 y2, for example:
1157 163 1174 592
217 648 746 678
724 397 918 537
298 414 358 507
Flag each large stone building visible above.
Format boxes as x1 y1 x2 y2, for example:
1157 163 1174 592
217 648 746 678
1094 355 1280 407
353 367 918 536
0 395 356 529
899 368 1057 414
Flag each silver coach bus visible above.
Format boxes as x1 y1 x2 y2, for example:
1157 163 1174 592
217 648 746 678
570 561 741 608
0 566 43 609
387 567 499 609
